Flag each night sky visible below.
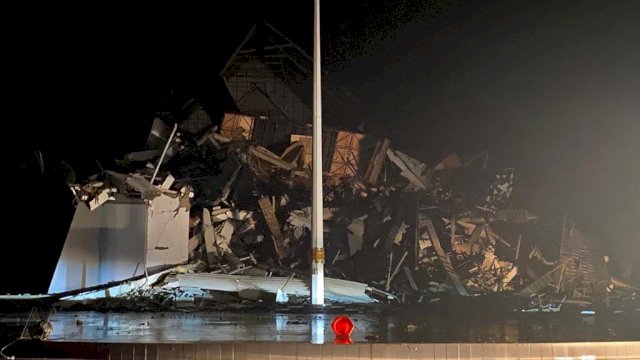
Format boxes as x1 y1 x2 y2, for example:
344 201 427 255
5 0 639 292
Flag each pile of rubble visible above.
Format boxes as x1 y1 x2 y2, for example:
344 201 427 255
61 113 637 308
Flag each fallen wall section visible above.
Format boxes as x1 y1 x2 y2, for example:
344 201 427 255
48 195 189 294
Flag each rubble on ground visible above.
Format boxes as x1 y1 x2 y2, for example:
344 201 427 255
58 112 637 309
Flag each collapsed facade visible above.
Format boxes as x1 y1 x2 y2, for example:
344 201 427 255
50 22 637 309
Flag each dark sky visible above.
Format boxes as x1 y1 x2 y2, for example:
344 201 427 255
322 0 640 274
6 0 639 287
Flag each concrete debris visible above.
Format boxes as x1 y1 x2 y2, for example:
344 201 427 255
518 259 573 298
88 188 114 210
250 146 295 171
56 112 631 307
280 141 305 165
424 218 469 296
169 273 386 303
125 173 163 200
559 216 610 299
161 174 175 190
387 149 432 190
347 214 367 256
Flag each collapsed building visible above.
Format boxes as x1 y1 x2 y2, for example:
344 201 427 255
48 22 637 309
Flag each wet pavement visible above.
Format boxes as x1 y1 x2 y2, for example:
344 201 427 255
2 303 639 344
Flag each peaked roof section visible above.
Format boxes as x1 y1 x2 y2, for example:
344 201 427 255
220 21 362 128
221 22 312 86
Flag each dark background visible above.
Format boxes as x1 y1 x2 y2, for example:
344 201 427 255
3 0 639 294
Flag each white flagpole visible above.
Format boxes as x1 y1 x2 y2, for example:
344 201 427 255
311 0 325 306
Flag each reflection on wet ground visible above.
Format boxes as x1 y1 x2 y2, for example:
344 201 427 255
2 304 639 344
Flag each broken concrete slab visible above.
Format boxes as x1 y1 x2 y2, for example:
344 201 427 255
49 193 189 294
171 273 383 303
88 188 113 211
125 174 163 200
161 174 175 190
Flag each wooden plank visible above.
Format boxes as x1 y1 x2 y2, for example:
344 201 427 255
202 208 218 264
258 196 288 262
386 149 429 190
189 233 203 253
365 138 390 184
467 224 484 255
518 258 573 297
424 218 469 296
251 146 294 170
